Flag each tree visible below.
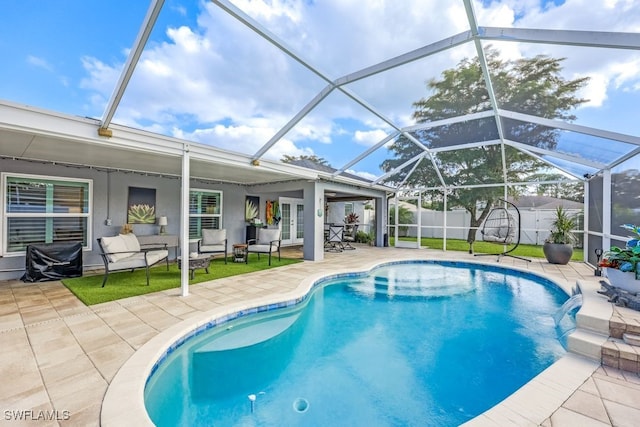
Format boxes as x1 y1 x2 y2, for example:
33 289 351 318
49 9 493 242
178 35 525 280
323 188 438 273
281 154 330 166
529 172 583 202
381 48 589 249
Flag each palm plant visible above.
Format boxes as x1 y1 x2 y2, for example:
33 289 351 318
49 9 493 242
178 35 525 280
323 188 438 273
545 206 578 245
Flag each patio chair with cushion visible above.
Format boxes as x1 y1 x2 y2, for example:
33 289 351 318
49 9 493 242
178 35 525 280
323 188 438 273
96 233 169 287
342 223 358 250
246 228 281 265
198 228 228 264
325 225 344 252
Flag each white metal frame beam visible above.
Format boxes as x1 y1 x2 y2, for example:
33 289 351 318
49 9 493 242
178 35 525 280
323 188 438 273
499 110 640 147
479 27 640 51
100 0 165 130
464 0 510 190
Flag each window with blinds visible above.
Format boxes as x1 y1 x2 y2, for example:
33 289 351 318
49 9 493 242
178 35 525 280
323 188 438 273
189 189 222 239
4 174 91 252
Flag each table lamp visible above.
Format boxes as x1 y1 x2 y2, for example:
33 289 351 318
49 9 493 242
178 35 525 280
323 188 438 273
158 216 168 235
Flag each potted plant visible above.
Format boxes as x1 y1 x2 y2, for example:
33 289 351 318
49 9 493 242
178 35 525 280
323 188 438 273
599 224 640 293
543 206 578 265
344 212 359 224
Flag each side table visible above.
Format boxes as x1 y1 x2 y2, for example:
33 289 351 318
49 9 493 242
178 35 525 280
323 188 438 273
232 244 248 263
177 255 212 279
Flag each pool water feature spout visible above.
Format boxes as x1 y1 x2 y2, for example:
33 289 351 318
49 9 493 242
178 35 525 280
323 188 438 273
553 293 583 327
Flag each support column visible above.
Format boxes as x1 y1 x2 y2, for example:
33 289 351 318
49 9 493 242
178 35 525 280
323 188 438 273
302 181 324 261
375 195 387 247
180 143 190 297
603 169 611 252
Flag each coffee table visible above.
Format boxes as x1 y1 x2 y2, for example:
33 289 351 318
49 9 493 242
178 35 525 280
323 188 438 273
177 255 212 279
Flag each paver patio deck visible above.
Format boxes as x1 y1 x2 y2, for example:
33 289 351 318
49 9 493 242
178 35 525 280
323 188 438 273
1 246 639 426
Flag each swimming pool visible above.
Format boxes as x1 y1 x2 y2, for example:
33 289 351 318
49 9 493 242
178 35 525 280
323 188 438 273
144 261 571 426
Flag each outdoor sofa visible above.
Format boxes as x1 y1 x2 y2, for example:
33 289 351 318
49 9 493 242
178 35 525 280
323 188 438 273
96 233 169 287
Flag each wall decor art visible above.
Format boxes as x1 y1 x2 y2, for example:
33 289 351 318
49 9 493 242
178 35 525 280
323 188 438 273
127 187 156 224
245 196 259 222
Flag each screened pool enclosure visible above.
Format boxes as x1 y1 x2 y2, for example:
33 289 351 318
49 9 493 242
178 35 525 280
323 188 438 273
0 0 639 272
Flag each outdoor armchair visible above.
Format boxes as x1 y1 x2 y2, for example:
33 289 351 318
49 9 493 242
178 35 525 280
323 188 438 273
246 228 281 265
342 224 358 250
198 228 228 264
325 225 344 252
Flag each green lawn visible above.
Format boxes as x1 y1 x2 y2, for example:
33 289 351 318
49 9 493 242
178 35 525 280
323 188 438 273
393 237 584 260
62 255 302 305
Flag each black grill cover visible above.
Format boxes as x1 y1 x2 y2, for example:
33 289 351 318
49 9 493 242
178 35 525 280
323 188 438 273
22 242 83 282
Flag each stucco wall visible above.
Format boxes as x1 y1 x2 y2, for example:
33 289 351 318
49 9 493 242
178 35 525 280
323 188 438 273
0 159 389 280
0 159 248 280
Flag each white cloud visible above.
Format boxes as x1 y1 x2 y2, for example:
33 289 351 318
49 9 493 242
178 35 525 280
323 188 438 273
346 169 378 181
354 129 389 147
610 58 640 90
26 55 53 72
576 73 608 108
179 123 275 155
175 122 311 161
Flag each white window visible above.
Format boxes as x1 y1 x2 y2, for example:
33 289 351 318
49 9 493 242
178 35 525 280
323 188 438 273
3 173 91 253
344 202 354 217
189 189 222 239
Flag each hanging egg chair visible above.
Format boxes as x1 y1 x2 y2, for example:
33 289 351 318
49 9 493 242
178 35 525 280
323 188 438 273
475 199 530 262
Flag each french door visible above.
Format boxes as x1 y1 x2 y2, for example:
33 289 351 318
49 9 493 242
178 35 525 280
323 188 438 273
280 197 304 245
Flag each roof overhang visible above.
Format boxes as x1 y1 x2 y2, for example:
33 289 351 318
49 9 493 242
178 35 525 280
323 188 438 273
0 100 395 193
0 100 310 185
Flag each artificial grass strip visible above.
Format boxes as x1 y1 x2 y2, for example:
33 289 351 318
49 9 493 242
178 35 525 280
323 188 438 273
395 237 583 260
62 255 302 305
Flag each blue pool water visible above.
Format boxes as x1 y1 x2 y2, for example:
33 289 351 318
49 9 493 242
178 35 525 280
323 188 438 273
145 261 572 426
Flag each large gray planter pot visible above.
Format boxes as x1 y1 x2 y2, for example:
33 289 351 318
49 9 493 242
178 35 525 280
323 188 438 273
543 242 573 265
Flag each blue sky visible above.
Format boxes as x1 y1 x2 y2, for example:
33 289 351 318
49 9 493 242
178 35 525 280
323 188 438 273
1 0 639 180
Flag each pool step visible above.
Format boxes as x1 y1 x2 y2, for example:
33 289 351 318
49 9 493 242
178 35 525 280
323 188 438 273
349 275 477 298
623 333 640 346
566 281 611 361
566 329 608 360
195 311 301 353
602 336 640 373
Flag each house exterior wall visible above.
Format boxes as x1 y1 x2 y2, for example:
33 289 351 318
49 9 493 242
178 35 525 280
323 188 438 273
0 159 389 280
325 200 376 236
0 159 245 280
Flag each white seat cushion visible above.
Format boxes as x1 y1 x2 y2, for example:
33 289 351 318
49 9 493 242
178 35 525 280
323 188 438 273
202 229 226 245
120 233 141 252
199 244 225 253
258 228 280 243
145 249 169 266
101 235 130 263
107 249 168 271
107 253 147 271
249 243 277 254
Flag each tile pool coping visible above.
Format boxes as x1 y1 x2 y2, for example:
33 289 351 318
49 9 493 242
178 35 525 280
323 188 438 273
100 257 600 427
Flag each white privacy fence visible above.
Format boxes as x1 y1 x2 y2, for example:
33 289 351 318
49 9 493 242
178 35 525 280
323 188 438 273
400 208 583 246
